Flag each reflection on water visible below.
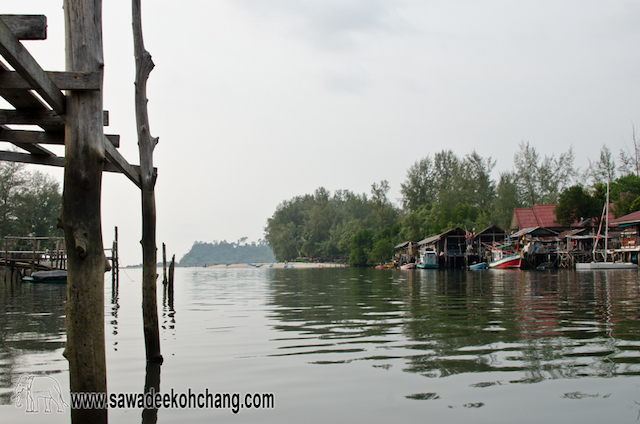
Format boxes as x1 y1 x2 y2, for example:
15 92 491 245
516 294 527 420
2 267 640 423
0 272 67 405
267 268 640 391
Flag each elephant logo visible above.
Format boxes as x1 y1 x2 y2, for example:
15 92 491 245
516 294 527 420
11 374 69 413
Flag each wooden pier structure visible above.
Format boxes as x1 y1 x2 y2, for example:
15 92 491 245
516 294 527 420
0 229 119 278
0 5 161 423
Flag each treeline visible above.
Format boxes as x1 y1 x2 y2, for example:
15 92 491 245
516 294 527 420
0 161 61 239
265 139 640 265
179 238 276 266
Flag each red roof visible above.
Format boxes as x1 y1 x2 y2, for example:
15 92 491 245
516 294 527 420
513 205 560 229
513 204 615 231
611 210 640 225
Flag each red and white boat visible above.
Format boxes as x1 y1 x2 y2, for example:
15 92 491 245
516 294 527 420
488 250 522 269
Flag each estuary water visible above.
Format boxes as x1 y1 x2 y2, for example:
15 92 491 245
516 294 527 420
2 266 640 423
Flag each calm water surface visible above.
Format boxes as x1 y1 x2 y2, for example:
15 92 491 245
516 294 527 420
1 267 640 423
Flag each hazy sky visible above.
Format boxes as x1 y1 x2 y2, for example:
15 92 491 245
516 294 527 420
4 1 640 265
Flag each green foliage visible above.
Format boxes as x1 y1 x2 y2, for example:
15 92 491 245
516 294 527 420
608 174 640 217
585 145 616 185
554 185 601 227
179 239 275 266
264 138 640 266
513 141 576 206
0 163 61 238
400 149 496 217
492 172 521 230
349 229 374 266
265 183 400 262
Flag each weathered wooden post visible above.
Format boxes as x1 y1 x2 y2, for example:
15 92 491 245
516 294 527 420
162 242 167 284
112 226 119 286
133 0 162 363
61 0 108 422
168 254 175 308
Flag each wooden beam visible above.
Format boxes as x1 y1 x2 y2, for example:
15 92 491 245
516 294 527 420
0 125 61 144
0 126 120 147
0 71 101 90
0 149 134 174
0 15 47 40
0 64 50 110
0 109 64 126
103 135 142 188
0 109 110 126
0 149 63 167
0 17 66 114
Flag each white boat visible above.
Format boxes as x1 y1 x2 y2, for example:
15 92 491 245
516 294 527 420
576 261 637 270
576 182 637 270
417 249 438 269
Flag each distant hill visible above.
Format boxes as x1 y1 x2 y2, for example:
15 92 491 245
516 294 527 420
179 239 276 266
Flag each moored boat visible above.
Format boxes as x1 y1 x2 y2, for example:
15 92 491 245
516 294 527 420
417 248 438 269
488 251 522 269
22 270 67 284
576 261 637 270
400 262 416 270
469 262 487 270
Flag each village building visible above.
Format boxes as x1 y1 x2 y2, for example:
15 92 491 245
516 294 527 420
610 210 640 263
471 225 507 263
510 204 567 233
417 227 469 268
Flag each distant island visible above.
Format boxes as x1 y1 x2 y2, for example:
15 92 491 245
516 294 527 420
179 238 276 266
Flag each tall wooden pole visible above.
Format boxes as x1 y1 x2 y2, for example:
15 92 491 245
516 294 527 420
162 242 167 285
133 0 162 363
62 0 108 422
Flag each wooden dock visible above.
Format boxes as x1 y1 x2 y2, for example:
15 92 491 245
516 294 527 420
1 232 119 276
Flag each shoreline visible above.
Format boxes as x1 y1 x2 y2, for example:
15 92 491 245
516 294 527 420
185 262 348 269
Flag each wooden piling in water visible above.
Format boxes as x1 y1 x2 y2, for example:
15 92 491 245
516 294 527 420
112 226 119 286
134 0 162 364
162 242 167 285
168 254 175 308
61 1 108 422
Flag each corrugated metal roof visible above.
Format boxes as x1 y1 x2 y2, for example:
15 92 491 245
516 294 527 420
513 204 562 229
418 235 440 245
611 210 640 225
510 226 558 238
532 204 559 227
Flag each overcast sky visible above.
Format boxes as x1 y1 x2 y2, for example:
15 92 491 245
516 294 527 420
4 1 640 265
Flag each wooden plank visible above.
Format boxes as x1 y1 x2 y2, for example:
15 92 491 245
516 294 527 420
10 141 55 156
0 126 119 147
0 125 61 144
0 109 64 126
0 71 101 90
0 15 47 40
0 109 110 126
0 149 63 167
0 17 65 114
0 125 120 147
103 135 142 188
0 66 49 110
1 124 56 155
0 149 137 175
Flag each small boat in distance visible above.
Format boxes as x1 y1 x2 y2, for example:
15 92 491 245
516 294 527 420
417 249 438 269
469 262 487 270
22 270 67 284
400 262 416 270
488 250 522 269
